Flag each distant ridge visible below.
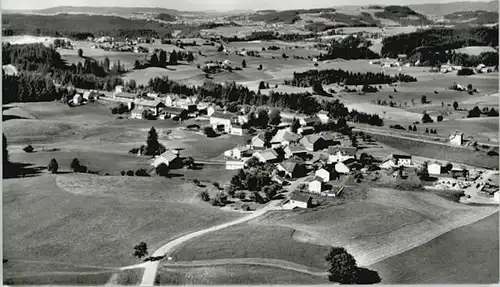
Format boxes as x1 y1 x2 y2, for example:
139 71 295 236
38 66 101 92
408 0 498 16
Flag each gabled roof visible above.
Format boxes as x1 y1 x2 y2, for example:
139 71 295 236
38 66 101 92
161 106 187 114
304 176 323 183
300 134 325 145
392 154 412 159
328 146 357 156
134 99 165 107
278 161 298 173
253 132 267 142
211 111 235 120
254 149 278 161
271 129 301 143
290 193 311 203
156 150 178 163
289 144 308 153
115 92 136 99
317 110 329 116
342 158 357 166
301 117 319 124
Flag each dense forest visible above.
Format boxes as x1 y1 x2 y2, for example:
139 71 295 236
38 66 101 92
221 31 315 43
318 12 380 27
155 13 176 22
381 26 499 58
443 11 499 25
2 43 125 100
319 35 379 60
374 6 432 26
248 10 302 24
284 69 417 87
449 51 499 67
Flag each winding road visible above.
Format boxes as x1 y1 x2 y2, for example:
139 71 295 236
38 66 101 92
137 200 281 286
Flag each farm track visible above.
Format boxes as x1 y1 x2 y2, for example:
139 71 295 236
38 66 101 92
139 200 281 286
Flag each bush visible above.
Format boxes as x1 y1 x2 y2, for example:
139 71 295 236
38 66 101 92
487 150 499 156
126 170 134 176
135 168 150 177
198 190 210 202
70 158 81 172
121 171 126 176
212 182 220 189
422 113 433 123
47 158 59 174
155 163 170 177
437 115 443 122
23 145 34 153
129 148 140 154
241 204 251 211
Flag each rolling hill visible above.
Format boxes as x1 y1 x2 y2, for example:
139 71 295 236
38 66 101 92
409 1 499 17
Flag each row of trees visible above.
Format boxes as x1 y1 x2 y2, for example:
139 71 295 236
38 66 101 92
449 51 498 68
3 73 68 104
284 68 416 87
381 26 498 58
147 49 194 68
319 35 380 60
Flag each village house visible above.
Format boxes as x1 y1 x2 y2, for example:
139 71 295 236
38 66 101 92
114 85 124 93
114 92 136 102
379 154 413 169
210 112 235 133
276 161 306 178
251 132 268 148
230 124 244 136
253 149 279 163
160 106 188 120
270 129 302 148
304 176 323 193
300 134 328 152
427 162 442 175
335 158 358 174
316 110 330 124
133 99 166 116
131 108 148 119
449 132 464 146
225 146 251 159
151 150 183 169
299 117 320 127
315 168 333 182
297 126 315 135
328 146 356 163
225 160 247 170
451 167 469 179
165 94 179 107
287 193 312 209
147 92 159 98
285 144 308 159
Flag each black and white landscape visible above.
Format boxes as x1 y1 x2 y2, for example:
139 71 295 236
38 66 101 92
2 0 499 285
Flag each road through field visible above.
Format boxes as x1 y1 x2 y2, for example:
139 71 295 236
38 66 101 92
138 200 281 286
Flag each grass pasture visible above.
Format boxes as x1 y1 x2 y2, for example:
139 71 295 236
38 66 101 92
369 212 499 284
367 132 498 168
155 264 329 285
3 174 243 284
253 188 498 267
171 223 331 270
123 66 205 86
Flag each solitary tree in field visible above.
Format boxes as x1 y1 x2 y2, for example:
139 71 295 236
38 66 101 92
78 49 83 57
258 81 267 90
133 242 148 259
147 127 159 150
326 247 358 284
422 113 433 123
421 95 427 104
70 158 81 172
47 158 59 174
453 101 459 110
242 59 246 68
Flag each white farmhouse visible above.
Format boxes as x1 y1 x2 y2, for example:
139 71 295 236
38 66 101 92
315 168 331 182
449 132 463 146
428 162 442 175
304 176 323 193
287 193 312 209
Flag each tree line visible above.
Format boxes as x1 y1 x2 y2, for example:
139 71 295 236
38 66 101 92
319 35 380 60
284 68 416 87
381 26 498 58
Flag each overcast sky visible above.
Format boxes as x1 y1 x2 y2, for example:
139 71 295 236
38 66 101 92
2 0 492 11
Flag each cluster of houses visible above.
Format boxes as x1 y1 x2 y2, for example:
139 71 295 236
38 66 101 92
440 63 497 74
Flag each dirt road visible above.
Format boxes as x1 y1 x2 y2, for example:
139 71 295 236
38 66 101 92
139 200 281 286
